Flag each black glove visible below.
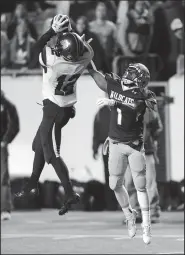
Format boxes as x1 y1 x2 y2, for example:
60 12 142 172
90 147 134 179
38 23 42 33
70 106 76 118
93 151 98 160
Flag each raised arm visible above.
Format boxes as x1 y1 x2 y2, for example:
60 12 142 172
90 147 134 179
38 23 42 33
28 28 56 69
87 61 108 92
28 15 70 69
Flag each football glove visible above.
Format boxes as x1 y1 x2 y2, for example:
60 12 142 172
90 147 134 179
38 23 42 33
70 106 76 118
52 14 72 33
97 98 115 107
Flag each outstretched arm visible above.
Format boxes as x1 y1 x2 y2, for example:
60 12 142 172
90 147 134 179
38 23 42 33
87 61 108 92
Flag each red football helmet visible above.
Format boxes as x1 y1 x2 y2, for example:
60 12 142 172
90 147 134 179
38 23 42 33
122 63 150 89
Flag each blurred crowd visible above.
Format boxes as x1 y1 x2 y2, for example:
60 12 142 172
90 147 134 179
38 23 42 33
1 0 184 80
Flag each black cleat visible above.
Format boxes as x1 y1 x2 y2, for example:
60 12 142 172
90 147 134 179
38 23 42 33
136 217 142 223
14 188 39 199
58 193 80 216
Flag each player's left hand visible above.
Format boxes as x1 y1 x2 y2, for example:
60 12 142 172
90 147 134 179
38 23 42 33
70 106 76 118
52 14 71 33
93 151 98 160
97 98 115 107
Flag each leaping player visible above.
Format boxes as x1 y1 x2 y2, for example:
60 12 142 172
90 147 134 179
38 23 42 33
15 15 94 216
87 61 157 244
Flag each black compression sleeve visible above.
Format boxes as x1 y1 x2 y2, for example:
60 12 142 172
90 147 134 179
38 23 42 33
28 28 56 69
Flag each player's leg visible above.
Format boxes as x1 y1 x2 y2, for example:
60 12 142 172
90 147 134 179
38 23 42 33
50 155 74 201
18 100 55 197
103 153 117 211
48 108 79 215
128 149 151 244
25 129 45 191
124 165 142 222
50 154 79 214
124 165 140 210
108 140 137 238
51 111 75 200
146 154 160 222
15 127 45 197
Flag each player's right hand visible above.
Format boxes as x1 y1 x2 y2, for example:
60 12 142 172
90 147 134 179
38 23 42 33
93 152 98 160
70 106 76 118
52 14 71 33
97 98 115 107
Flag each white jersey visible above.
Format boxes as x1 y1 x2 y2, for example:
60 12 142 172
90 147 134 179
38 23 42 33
39 42 94 107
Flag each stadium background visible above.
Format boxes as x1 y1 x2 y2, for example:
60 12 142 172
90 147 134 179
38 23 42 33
1 74 184 183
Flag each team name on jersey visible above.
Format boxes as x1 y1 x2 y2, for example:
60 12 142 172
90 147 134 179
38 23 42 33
110 90 135 108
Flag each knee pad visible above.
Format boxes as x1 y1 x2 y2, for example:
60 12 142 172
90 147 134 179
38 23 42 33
133 168 147 192
129 151 146 173
129 152 147 192
109 175 124 191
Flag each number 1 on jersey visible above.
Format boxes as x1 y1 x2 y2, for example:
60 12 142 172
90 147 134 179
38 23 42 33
117 108 122 125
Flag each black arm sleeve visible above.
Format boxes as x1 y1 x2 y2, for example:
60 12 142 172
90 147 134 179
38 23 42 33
28 27 56 69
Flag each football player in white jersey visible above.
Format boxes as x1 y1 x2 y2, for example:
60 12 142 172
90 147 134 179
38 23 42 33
15 15 94 216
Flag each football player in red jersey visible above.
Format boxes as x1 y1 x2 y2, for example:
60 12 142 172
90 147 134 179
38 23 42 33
15 15 94 216
88 61 157 244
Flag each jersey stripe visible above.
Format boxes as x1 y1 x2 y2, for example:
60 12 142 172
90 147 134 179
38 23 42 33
52 123 60 158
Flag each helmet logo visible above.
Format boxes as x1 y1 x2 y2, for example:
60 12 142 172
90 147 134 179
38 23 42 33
61 39 70 49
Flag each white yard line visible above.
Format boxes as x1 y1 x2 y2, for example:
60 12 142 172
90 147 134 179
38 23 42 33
1 234 184 240
157 252 184 254
25 220 47 224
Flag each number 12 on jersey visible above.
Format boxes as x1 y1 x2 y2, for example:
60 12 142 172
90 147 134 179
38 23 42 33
117 108 122 125
55 74 80 96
